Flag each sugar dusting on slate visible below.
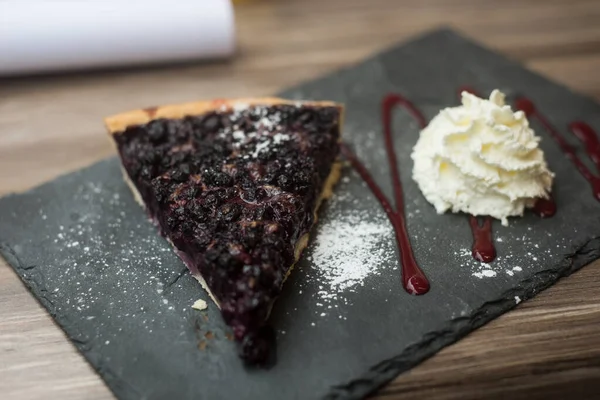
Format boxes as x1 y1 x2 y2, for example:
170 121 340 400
309 216 392 292
301 174 396 318
310 212 395 297
38 181 204 342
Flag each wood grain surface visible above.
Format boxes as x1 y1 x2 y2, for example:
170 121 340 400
1 1 600 399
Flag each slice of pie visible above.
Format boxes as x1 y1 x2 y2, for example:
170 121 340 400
105 97 343 363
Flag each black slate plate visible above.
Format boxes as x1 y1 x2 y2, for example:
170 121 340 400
1 29 600 400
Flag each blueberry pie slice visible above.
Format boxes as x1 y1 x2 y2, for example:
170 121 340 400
105 98 343 363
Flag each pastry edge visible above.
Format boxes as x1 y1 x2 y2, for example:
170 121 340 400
104 97 342 134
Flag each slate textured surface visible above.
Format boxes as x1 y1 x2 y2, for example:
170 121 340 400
1 30 599 400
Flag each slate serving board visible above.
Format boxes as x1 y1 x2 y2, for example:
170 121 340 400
1 29 600 400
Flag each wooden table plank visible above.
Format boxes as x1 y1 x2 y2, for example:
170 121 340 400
1 1 599 399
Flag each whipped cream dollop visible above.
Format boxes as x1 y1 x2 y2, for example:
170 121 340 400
411 90 554 225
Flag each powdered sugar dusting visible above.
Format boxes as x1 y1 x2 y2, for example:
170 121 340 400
232 102 249 114
309 215 393 292
300 176 396 315
215 104 294 160
473 269 497 278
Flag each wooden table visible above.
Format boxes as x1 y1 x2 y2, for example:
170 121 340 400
1 1 600 399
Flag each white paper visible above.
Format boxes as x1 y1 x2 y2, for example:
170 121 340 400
0 0 236 75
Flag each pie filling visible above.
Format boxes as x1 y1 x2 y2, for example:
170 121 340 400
111 102 342 363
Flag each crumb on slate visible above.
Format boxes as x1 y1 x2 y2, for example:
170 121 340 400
192 299 207 310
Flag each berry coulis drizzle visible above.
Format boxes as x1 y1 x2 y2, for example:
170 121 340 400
343 88 598 294
340 94 430 295
468 216 496 263
531 197 557 218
